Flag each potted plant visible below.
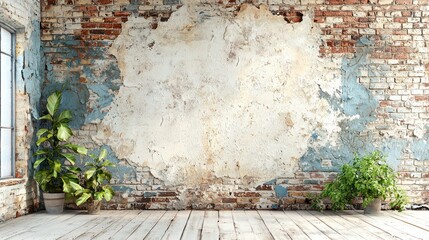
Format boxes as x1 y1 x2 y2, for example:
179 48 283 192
312 151 407 213
72 148 115 214
34 91 87 214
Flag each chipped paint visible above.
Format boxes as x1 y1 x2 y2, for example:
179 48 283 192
95 4 343 186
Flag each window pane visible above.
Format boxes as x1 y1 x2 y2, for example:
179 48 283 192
0 128 12 178
1 53 12 127
1 28 12 55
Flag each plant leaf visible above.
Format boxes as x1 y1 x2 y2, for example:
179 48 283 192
94 192 103 201
36 137 49 146
85 167 97 180
57 123 72 141
61 153 76 165
58 110 72 123
47 92 61 116
33 158 46 169
99 149 107 161
34 150 48 156
103 186 114 201
77 146 88 155
76 193 92 206
36 129 49 138
39 114 53 121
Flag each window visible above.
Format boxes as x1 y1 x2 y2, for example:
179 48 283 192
0 25 15 179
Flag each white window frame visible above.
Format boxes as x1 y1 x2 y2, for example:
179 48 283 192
0 24 15 179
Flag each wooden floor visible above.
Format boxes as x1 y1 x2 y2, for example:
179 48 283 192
0 210 429 239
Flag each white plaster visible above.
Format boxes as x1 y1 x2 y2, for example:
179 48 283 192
95 4 342 186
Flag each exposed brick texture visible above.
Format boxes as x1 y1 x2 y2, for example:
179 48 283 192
41 0 429 210
0 0 41 222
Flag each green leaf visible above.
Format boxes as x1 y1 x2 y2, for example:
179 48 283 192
34 150 48 156
85 167 97 180
57 123 72 141
36 129 49 138
61 153 76 165
53 160 61 177
94 192 104 201
47 92 61 116
58 110 72 123
36 137 49 146
103 186 114 201
76 193 92 206
77 146 88 155
102 160 115 167
39 114 53 121
33 158 46 169
99 149 107 161
69 181 83 192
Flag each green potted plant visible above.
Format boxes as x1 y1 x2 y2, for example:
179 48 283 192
72 148 115 214
34 91 87 214
312 151 407 213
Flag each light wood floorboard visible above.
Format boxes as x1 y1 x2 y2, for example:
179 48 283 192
0 210 428 239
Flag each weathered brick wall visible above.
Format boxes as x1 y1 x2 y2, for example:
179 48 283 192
41 0 429 210
0 0 41 222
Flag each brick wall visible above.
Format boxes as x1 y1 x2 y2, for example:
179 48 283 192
0 0 41 222
41 0 429 210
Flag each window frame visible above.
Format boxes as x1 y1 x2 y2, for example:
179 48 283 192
0 23 16 179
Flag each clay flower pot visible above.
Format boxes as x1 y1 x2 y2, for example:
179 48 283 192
43 192 65 214
87 200 101 215
364 198 381 214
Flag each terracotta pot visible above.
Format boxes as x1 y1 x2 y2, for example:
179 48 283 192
364 198 381 214
87 200 101 215
43 192 65 214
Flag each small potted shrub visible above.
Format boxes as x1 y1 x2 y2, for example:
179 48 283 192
34 91 87 214
313 151 407 213
72 148 115 214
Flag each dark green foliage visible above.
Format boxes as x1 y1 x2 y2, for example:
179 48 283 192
73 149 115 206
312 151 407 211
34 92 87 193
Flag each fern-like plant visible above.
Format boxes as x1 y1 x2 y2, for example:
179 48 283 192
314 151 407 211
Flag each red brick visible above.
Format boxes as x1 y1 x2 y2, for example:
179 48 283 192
222 198 237 203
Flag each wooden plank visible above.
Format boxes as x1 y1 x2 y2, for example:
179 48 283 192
323 211 383 239
381 211 429 232
144 211 178 240
232 210 257 240
127 210 166 240
362 211 429 239
244 211 273 240
270 211 310 240
10 211 97 240
91 210 141 240
296 211 344 240
341 210 421 240
181 210 205 240
201 211 220 240
109 210 153 239
334 211 398 239
284 211 330 240
257 211 290 240
73 210 129 240
309 211 365 240
218 210 238 240
3 211 80 239
161 210 191 240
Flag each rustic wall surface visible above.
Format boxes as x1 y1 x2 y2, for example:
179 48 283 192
41 0 429 210
0 0 41 222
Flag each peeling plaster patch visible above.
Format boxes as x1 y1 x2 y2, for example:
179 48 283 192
274 185 287 198
300 37 378 172
96 4 343 186
411 138 429 161
381 139 407 169
20 19 42 117
85 60 122 123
